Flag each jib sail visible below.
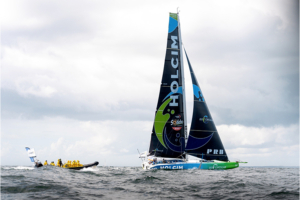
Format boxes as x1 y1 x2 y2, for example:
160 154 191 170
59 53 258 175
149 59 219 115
184 49 229 161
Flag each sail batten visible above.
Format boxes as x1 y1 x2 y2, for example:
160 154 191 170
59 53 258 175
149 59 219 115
190 130 216 132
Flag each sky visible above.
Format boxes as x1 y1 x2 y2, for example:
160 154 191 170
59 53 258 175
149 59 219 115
1 0 299 166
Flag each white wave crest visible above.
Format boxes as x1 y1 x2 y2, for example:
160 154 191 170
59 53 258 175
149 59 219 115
80 167 99 172
3 166 35 170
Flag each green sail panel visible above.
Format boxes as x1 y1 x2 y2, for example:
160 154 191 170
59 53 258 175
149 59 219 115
149 13 185 158
184 49 228 161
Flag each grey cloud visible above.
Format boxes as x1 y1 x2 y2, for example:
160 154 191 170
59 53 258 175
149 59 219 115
2 89 155 121
181 3 299 127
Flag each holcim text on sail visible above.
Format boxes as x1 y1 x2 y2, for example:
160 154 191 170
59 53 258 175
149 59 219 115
170 35 179 107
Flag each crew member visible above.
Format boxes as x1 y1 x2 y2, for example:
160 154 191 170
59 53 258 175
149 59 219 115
77 160 82 167
44 160 48 165
35 160 43 167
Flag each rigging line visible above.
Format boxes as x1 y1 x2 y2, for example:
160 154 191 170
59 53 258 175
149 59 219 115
137 149 144 162
176 152 185 159
199 159 202 169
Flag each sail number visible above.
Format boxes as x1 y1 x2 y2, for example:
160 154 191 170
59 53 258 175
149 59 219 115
207 149 224 154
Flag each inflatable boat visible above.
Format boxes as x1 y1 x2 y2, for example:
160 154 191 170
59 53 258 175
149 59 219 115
25 147 99 170
62 161 99 170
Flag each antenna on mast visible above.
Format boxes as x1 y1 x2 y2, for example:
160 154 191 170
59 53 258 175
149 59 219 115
177 7 180 14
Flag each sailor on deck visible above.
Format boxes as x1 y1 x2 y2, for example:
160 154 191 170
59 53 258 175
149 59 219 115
35 160 43 167
44 160 48 165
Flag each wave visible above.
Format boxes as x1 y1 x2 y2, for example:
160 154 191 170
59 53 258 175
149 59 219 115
2 166 34 170
79 167 99 172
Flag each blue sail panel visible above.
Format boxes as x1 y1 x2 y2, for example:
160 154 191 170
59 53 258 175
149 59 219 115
168 17 178 33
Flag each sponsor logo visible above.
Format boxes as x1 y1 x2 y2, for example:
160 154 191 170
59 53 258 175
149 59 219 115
199 115 213 124
209 165 226 170
170 35 179 107
171 114 183 131
159 165 183 169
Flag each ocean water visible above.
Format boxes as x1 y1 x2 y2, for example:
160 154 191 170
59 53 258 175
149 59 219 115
1 166 299 200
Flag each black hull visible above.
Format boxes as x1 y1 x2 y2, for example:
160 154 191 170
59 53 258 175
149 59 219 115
65 161 99 170
35 163 43 168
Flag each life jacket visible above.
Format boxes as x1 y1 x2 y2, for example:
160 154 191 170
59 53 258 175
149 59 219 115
77 160 83 167
57 159 61 167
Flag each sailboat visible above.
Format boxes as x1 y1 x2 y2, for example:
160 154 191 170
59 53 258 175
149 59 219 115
140 12 246 170
25 147 43 168
25 147 99 170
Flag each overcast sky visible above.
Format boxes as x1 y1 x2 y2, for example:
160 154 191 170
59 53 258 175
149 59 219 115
1 0 299 166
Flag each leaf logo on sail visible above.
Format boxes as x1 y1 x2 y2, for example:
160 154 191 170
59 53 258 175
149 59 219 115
154 98 172 148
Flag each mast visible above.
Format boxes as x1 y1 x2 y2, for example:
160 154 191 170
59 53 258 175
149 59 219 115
177 12 188 154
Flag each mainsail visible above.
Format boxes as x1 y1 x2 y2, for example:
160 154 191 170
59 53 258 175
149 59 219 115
149 13 186 158
25 147 37 163
184 50 229 161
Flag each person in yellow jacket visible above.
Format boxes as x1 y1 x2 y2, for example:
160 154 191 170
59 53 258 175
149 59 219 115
57 159 63 167
77 160 83 167
44 160 48 165
50 161 55 166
